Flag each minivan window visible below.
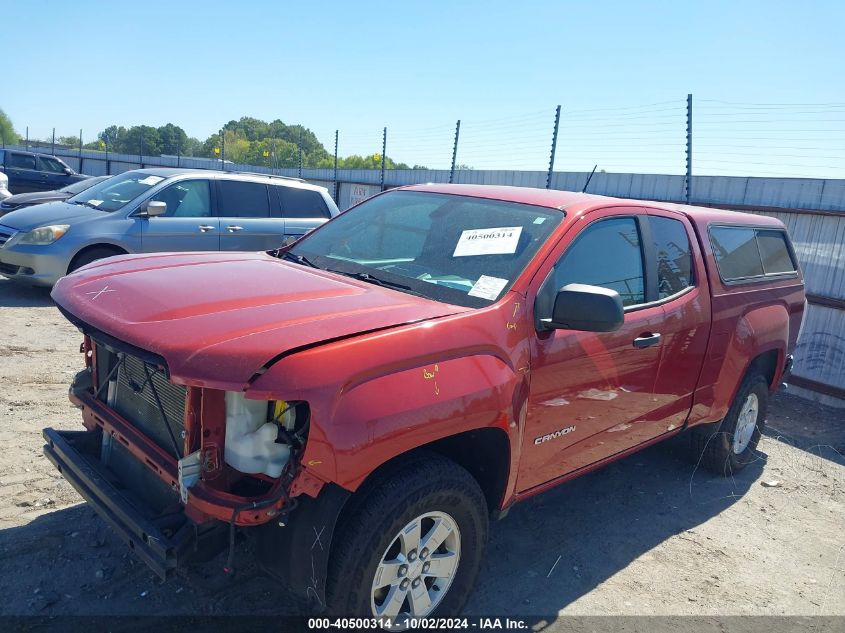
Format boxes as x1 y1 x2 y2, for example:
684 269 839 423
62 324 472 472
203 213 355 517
757 229 797 274
150 180 212 217
9 153 36 169
67 171 166 212
651 216 694 298
278 186 330 218
218 180 270 218
553 217 645 307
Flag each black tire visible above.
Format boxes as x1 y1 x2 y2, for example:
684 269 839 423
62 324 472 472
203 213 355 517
690 372 769 475
68 247 123 273
326 452 488 620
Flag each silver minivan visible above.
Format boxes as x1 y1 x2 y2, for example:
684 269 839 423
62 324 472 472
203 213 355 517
0 168 339 286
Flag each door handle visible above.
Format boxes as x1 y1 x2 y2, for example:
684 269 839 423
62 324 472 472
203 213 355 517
198 224 216 232
226 225 244 232
633 332 661 349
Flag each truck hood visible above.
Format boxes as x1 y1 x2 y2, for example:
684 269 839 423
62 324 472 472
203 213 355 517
0 200 105 230
51 251 469 390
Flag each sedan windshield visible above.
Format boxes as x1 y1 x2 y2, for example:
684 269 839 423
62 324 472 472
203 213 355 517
289 190 563 307
66 171 165 212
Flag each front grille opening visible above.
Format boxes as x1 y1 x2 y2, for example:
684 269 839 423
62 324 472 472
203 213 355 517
95 342 187 458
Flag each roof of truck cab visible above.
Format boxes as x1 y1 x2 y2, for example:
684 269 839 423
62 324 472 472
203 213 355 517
398 183 784 229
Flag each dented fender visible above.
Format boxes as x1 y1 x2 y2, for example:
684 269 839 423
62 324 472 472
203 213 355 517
249 293 531 504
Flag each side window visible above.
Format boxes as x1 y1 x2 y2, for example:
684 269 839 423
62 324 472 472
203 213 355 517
756 229 796 274
150 180 211 217
8 153 36 169
218 180 270 218
650 216 694 298
40 157 67 173
554 217 645 307
278 186 331 218
709 227 764 280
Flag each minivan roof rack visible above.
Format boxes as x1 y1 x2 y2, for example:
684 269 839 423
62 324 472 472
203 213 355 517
227 171 307 183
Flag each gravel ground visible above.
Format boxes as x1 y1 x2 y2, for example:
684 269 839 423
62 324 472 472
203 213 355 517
0 275 843 619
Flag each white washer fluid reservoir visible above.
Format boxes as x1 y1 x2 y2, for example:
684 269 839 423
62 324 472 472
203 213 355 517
224 391 290 478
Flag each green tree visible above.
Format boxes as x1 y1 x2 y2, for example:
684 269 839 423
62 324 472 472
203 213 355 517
98 125 128 152
57 135 81 147
0 108 18 145
126 125 162 156
182 137 203 157
157 123 188 155
223 116 270 142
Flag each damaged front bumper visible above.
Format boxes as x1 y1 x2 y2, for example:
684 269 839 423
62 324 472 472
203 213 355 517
42 428 222 579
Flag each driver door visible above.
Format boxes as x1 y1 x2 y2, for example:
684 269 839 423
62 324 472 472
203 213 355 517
518 212 666 493
140 179 220 252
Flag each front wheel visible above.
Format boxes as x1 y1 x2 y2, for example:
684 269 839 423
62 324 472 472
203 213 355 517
690 372 769 475
326 453 488 624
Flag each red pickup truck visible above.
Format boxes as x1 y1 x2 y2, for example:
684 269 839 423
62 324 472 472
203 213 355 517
45 184 804 623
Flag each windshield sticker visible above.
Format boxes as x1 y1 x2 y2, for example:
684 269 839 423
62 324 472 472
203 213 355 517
138 175 164 186
468 275 509 301
533 217 547 224
453 226 522 257
87 199 103 207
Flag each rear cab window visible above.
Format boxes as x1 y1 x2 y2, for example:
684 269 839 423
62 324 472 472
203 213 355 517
709 225 797 282
651 216 694 299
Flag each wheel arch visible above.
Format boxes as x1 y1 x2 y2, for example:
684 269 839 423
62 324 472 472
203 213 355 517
350 427 512 519
67 242 128 274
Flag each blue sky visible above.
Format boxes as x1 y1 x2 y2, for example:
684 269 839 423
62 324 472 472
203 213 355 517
4 0 844 177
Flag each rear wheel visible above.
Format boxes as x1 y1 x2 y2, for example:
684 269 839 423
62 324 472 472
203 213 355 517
68 246 124 273
690 372 769 475
326 453 488 625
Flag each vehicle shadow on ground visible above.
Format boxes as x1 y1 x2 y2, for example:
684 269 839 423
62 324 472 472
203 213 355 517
0 276 53 308
466 436 764 616
0 437 763 618
762 392 845 466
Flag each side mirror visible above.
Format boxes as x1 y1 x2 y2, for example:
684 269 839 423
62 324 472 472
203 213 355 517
544 283 624 332
279 235 300 248
63 167 74 175
140 200 167 217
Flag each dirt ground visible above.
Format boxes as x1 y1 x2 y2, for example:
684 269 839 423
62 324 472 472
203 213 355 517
1 275 843 620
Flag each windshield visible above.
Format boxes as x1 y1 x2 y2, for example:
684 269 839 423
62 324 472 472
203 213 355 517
66 171 166 212
289 190 563 307
59 176 108 195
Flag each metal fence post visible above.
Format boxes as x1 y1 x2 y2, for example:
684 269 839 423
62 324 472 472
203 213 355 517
449 119 461 184
298 128 303 178
105 140 110 175
546 105 561 189
26 126 29 151
220 130 225 170
138 128 143 168
380 127 387 190
52 128 55 155
685 93 693 204
333 130 339 202
78 129 83 173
